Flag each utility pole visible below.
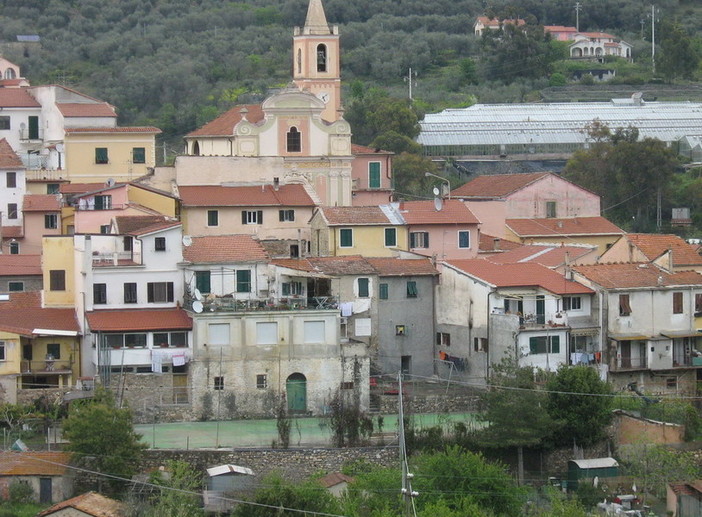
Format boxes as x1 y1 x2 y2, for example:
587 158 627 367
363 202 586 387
574 2 582 32
398 372 418 517
404 68 417 100
651 5 657 75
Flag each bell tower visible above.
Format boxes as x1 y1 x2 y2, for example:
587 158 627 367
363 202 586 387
293 0 341 123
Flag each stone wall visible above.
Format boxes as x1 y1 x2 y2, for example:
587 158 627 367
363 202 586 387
613 411 685 445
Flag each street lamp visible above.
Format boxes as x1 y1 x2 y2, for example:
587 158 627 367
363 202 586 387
425 172 451 199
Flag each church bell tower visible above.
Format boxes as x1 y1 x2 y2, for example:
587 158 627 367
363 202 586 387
292 0 341 123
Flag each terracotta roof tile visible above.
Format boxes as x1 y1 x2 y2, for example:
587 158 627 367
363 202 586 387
0 138 23 168
320 206 394 225
3 291 41 308
0 254 41 276
56 102 117 118
187 104 265 137
446 259 593 295
318 472 354 488
489 244 596 267
0 307 79 336
37 491 125 517
59 182 109 194
625 233 702 267
0 451 70 476
307 256 377 276
86 308 192 332
23 194 61 212
0 225 23 238
114 215 170 234
271 258 321 273
478 233 522 253
0 88 40 108
399 199 480 225
65 126 161 134
574 263 702 289
183 235 269 263
366 257 438 276
351 144 392 155
179 184 315 207
506 217 624 237
451 172 551 198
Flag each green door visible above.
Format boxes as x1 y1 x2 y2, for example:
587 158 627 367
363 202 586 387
286 373 307 413
28 116 39 139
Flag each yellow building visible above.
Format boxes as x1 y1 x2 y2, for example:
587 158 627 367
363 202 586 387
41 236 78 308
310 205 408 257
0 292 80 403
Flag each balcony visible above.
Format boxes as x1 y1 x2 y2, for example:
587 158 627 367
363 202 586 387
19 128 43 141
184 294 339 313
92 251 141 267
21 359 72 374
615 357 647 370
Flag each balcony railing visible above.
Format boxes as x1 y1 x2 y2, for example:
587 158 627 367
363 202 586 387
184 294 339 313
21 359 72 374
19 128 43 141
92 251 140 267
616 357 647 370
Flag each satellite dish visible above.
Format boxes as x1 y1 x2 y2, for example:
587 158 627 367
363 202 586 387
432 187 440 196
182 235 192 247
192 300 203 313
194 289 203 301
55 143 65 153
106 178 115 187
434 197 443 212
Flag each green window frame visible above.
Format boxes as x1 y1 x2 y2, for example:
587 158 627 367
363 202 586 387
379 283 388 300
384 228 397 247
207 210 219 227
406 281 418 298
195 271 211 294
369 162 381 189
458 231 470 249
529 335 560 354
95 147 108 164
236 270 251 293
132 147 146 164
339 228 353 248
358 277 369 298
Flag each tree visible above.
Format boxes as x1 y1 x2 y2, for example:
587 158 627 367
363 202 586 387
620 445 702 499
658 22 700 80
545 366 612 447
62 389 146 494
391 153 439 199
143 460 204 517
344 88 421 146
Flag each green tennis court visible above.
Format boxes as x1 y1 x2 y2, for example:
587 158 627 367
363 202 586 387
135 412 483 449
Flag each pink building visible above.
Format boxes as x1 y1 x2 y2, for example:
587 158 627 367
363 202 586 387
543 25 579 41
350 144 393 206
21 194 62 255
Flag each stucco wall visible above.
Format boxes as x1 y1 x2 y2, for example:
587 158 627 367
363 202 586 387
614 412 685 445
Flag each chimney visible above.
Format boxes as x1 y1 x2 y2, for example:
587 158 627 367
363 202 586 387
273 177 280 191
493 238 501 251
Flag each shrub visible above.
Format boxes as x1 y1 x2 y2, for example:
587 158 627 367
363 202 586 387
8 481 33 504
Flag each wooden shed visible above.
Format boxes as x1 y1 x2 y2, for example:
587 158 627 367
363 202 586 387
567 457 619 490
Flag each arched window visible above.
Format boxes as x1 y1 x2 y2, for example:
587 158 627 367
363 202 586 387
297 48 302 74
316 44 327 73
4 68 15 79
287 127 301 153
192 141 200 156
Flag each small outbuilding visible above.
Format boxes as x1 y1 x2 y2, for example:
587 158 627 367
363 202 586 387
567 457 619 489
204 464 255 514
0 451 72 504
36 491 125 517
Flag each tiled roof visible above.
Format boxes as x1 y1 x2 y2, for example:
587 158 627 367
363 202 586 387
625 233 702 267
489 245 596 267
0 88 40 108
23 194 61 212
574 263 702 289
0 254 41 276
544 25 579 32
580 32 617 39
59 182 109 194
478 233 522 253
3 291 41 308
366 257 438 276
351 144 392 155
319 206 393 225
86 308 193 332
113 215 179 236
307 256 378 276
0 225 23 238
0 138 23 168
36 491 125 517
65 126 161 134
271 258 322 273
179 184 315 207
446 259 593 295
0 451 70 476
506 217 624 237
183 235 269 263
0 307 80 337
56 102 117 118
451 172 551 198
318 472 354 488
187 104 265 137
399 200 480 225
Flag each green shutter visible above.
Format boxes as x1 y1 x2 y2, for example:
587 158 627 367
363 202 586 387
369 162 381 188
379 283 388 299
551 335 560 354
95 147 108 164
385 228 396 247
340 228 353 247
195 271 211 294
406 281 418 298
132 147 146 163
358 277 369 297
236 270 251 293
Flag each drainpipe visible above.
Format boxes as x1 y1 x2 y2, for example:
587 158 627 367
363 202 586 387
486 290 493 383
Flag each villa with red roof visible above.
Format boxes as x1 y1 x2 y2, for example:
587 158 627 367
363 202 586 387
489 243 599 272
473 16 526 36
436 259 596 381
600 233 702 273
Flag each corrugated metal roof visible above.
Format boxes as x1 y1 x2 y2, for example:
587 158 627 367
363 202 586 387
569 458 618 469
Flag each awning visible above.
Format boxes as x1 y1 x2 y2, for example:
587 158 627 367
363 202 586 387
570 328 599 337
609 333 651 341
660 330 702 339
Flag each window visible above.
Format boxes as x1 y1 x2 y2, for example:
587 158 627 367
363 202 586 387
236 270 251 293
44 214 58 229
242 210 263 225
474 337 488 352
304 320 325 343
256 322 278 345
341 381 354 390
279 209 295 222
529 335 560 354
154 332 187 348
437 332 451 346
123 236 133 252
673 291 683 314
286 127 301 152
0 342 5 361
256 374 268 389
282 281 303 296
195 271 211 294
6 172 16 188
545 201 557 218
95 147 108 164
316 43 327 72
619 294 631 316
132 147 146 164
8 281 23 292
47 343 60 360
7 203 17 219
409 232 429 249
100 225 110 234
28 116 38 139
458 231 470 249
357 277 369 298
9 241 18 255
124 283 137 303
384 228 397 247
666 377 677 390
696 293 702 316
369 162 381 188
49 270 65 291
207 210 219 227
47 183 60 194
395 325 406 336
154 237 166 251
406 281 418 298
94 195 111 210
379 283 388 300
147 282 174 303
214 376 224 391
0 116 9 130
208 323 230 345
93 283 107 304
563 296 581 311
339 228 353 248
